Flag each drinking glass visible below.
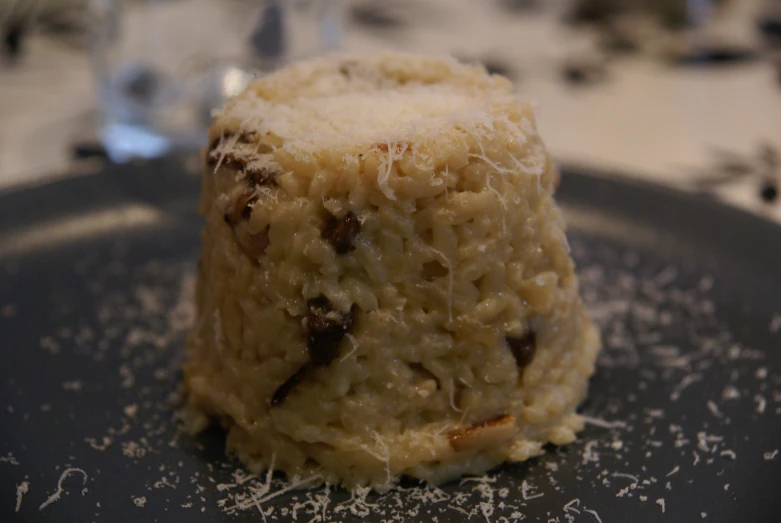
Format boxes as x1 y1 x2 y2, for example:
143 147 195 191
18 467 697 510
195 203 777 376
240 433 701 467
87 0 343 162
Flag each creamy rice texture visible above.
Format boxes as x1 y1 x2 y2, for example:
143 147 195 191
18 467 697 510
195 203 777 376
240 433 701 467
183 52 602 491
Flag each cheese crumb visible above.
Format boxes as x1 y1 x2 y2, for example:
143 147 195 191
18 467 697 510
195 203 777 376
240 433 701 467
1 304 17 318
123 404 139 419
39 468 88 510
15 481 29 512
520 480 544 500
769 314 781 333
706 401 722 418
755 395 767 414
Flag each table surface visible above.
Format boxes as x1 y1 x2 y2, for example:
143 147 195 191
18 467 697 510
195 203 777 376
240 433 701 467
1 0 780 220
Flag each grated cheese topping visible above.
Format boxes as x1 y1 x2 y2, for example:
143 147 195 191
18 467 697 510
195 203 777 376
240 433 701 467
225 87 499 148
210 52 524 159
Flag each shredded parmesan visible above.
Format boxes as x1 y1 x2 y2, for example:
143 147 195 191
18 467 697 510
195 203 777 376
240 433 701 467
520 479 543 500
373 432 392 486
0 452 19 465
563 498 581 513
584 507 603 522
39 468 88 510
430 246 455 323
580 416 627 429
339 333 359 363
15 481 28 512
483 173 507 234
447 378 462 413
582 441 599 465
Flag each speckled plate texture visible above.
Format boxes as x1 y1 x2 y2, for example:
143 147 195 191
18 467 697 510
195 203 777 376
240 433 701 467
1 157 779 522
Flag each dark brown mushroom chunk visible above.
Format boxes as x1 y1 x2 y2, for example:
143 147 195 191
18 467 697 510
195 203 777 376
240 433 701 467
224 188 258 226
322 211 361 254
224 190 270 261
271 361 314 407
223 169 276 226
223 169 278 261
234 227 270 261
248 168 276 187
421 260 448 281
271 296 357 406
306 296 356 365
506 331 536 368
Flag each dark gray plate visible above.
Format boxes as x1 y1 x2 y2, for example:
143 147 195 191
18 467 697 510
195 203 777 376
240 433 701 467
1 158 780 522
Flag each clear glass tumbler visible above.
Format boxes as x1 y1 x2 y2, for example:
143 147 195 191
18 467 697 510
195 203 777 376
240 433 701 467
87 0 343 162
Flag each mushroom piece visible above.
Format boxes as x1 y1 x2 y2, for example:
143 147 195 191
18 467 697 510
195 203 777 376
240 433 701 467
271 296 357 406
223 169 277 262
322 211 361 254
447 414 517 452
506 331 537 368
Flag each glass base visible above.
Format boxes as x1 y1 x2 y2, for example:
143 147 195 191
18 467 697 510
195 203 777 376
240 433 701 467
101 123 173 163
101 123 208 163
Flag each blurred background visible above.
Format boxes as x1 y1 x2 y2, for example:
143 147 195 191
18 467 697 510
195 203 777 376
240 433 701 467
0 0 780 218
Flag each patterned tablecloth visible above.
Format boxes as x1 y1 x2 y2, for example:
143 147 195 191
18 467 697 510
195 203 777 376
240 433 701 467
1 0 780 221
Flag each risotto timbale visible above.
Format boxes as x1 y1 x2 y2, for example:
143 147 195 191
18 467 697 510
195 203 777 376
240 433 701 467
183 52 601 491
